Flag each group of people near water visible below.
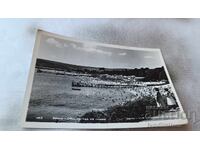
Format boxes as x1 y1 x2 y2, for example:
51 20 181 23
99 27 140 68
154 88 179 111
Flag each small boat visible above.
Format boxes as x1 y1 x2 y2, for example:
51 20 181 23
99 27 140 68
72 88 81 91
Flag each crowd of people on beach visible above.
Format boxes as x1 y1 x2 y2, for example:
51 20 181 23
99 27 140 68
70 73 179 112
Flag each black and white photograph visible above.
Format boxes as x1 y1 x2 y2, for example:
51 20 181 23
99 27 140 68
22 30 187 128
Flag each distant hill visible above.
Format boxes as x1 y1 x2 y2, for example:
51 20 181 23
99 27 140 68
36 58 168 82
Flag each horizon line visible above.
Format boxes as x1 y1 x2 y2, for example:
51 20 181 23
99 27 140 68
36 58 164 70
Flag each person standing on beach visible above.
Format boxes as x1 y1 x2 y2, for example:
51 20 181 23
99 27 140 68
154 88 167 109
164 88 178 110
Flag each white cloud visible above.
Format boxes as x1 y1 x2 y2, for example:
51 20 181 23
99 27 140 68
84 48 112 55
46 38 62 48
63 43 69 48
46 39 112 56
144 55 153 59
72 43 112 56
118 52 127 56
70 43 77 48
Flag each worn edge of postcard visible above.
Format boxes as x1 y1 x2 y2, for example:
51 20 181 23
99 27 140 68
21 29 188 129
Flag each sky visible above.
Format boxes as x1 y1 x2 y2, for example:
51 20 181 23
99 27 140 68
38 32 163 69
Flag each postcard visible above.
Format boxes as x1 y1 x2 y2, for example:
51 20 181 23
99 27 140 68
22 30 188 129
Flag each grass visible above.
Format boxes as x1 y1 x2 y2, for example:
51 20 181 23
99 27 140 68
80 96 164 123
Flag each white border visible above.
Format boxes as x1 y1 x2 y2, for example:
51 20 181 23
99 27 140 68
1 132 199 150
0 0 200 17
21 29 188 129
